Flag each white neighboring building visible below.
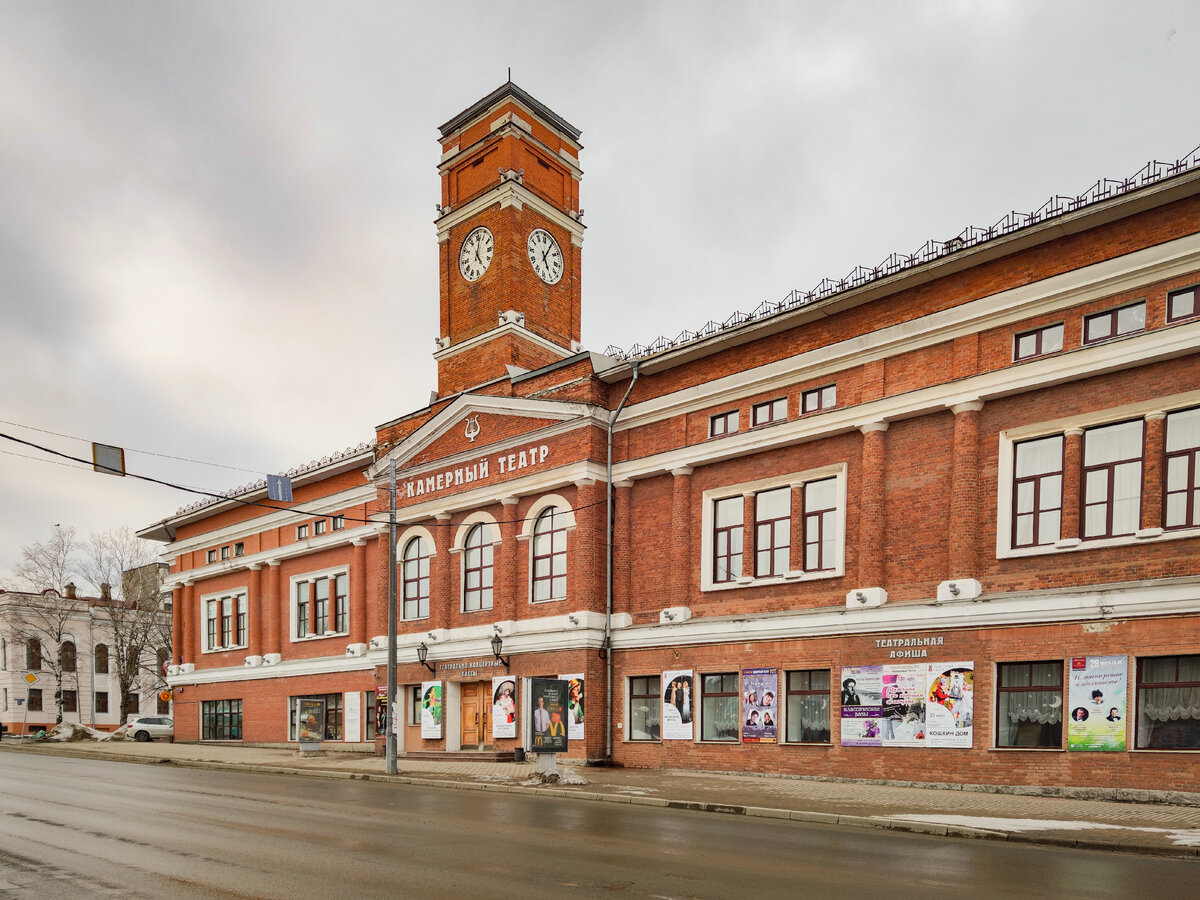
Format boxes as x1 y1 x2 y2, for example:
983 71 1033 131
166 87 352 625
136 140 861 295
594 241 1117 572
0 585 171 735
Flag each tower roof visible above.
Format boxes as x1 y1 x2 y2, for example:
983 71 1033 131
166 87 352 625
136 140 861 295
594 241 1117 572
439 80 582 144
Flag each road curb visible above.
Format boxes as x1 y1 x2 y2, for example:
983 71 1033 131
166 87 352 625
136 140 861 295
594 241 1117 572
5 743 1197 859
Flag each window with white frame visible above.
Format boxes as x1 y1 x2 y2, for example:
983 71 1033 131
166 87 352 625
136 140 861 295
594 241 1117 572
703 467 845 590
402 537 431 619
292 570 349 639
751 398 786 427
203 591 248 652
463 524 494 612
1165 406 1200 530
1082 419 1143 539
532 507 567 602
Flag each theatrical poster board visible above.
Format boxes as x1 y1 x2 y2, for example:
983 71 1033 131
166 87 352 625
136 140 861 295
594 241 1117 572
298 698 325 742
344 691 361 743
839 662 973 748
561 672 585 741
925 662 974 748
840 665 883 746
420 681 443 739
492 676 518 740
662 670 694 740
530 677 568 753
1067 655 1128 751
741 667 778 743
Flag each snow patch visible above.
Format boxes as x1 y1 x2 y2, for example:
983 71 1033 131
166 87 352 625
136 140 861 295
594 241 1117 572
887 814 1200 847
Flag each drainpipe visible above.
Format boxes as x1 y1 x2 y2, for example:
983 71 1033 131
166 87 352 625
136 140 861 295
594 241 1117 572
605 361 639 762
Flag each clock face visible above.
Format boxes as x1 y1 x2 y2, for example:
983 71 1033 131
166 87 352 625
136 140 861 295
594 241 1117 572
527 228 564 285
458 226 494 282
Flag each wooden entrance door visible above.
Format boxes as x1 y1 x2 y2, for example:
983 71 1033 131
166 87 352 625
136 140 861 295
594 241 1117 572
460 682 489 749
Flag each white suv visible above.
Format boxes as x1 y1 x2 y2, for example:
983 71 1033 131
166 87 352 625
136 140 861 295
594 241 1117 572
123 716 174 742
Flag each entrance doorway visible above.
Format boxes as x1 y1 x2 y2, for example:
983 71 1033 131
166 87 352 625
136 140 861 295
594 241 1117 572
458 681 491 750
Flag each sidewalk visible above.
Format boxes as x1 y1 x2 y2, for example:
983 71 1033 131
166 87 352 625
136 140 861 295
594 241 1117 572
6 737 1200 859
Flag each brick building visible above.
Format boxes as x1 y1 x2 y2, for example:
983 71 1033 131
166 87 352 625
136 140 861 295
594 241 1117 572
139 82 1200 791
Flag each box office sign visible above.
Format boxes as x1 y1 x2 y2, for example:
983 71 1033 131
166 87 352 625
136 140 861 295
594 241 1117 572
1067 655 1128 752
530 678 568 753
421 681 443 739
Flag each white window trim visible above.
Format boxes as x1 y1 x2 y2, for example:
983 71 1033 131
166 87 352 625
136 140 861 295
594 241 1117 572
696 671 741 744
625 675 663 743
700 464 846 592
288 565 351 642
397 525 437 621
521 494 576 605
454 512 500 613
199 586 249 654
995 391 1200 559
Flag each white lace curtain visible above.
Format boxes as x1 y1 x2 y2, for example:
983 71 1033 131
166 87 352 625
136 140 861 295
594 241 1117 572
1140 686 1200 722
1004 690 1062 724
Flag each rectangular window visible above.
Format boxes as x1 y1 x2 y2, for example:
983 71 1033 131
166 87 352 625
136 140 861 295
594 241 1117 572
709 410 738 438
1082 420 1143 538
206 600 219 650
220 545 230 560
315 520 327 536
1165 406 1200 529
754 487 790 576
236 595 248 646
95 691 109 714
785 669 831 743
701 672 740 741
28 688 42 711
803 478 838 571
629 676 661 741
801 384 836 414
220 596 233 647
63 690 78 713
314 577 329 635
206 549 217 564
409 686 421 726
234 542 244 557
26 640 41 670
1167 286 1198 323
1013 435 1063 547
202 699 243 741
1083 301 1145 344
295 581 310 638
1014 323 1064 361
996 661 1063 748
712 497 743 583
1136 655 1200 750
332 516 345 531
334 573 349 633
289 693 344 741
751 398 787 427
296 524 308 540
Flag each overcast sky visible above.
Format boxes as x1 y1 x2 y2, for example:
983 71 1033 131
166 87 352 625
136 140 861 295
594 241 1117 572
2 2 1197 581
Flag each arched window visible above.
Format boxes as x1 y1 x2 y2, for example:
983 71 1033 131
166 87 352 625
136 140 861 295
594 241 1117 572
94 644 109 674
26 639 42 671
402 537 431 620
532 507 568 602
60 641 77 673
463 524 494 612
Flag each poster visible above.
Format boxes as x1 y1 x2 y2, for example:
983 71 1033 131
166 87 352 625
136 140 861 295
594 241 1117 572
662 669 694 741
925 662 974 748
881 664 926 747
420 681 443 739
1068 655 1128 751
298 698 325 742
344 691 361 743
375 685 388 735
741 667 778 743
492 676 517 740
560 672 585 741
530 677 568 753
840 666 883 746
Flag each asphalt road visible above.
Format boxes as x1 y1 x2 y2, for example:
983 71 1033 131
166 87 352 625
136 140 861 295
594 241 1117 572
0 753 1192 899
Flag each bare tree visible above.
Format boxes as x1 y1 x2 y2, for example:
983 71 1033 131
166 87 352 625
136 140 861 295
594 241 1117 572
10 526 82 593
1 589 85 726
79 528 171 723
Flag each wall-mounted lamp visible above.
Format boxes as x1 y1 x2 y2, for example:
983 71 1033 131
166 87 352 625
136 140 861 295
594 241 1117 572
416 642 435 674
490 633 510 672
948 583 960 597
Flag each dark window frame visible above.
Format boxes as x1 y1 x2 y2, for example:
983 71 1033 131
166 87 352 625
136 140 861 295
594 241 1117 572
1167 285 1199 324
712 496 744 584
1136 655 1200 750
785 669 831 744
1012 434 1064 548
700 672 741 742
94 643 109 674
463 523 495 612
753 487 790 577
202 699 243 741
59 641 76 673
402 537 431 620
62 689 78 713
1014 322 1065 361
801 384 836 415
96 691 109 714
629 675 661 742
28 688 43 711
995 660 1063 749
1164 406 1200 530
1083 301 1146 344
751 397 787 427
1082 419 1144 539
26 639 42 671
802 478 838 572
531 507 568 602
709 410 738 438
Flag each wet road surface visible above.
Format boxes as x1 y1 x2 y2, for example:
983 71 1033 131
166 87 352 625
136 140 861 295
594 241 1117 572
0 752 1193 898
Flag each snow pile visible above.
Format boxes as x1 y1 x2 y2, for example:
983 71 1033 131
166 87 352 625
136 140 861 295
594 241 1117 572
47 722 118 742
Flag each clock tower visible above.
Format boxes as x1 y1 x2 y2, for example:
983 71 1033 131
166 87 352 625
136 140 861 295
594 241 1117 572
434 82 585 397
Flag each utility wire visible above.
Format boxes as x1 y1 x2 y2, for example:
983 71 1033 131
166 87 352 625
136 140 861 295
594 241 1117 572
0 430 609 529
